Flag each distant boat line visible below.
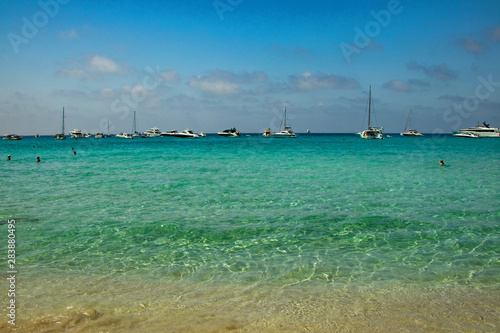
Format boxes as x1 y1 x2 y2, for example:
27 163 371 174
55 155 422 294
7 132 494 138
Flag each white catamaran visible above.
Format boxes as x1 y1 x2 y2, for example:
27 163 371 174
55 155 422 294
270 107 296 138
400 106 423 136
357 86 383 139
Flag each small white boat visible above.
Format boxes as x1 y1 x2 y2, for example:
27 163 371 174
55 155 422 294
172 129 199 138
70 129 84 139
218 128 241 137
95 133 104 138
454 122 499 138
3 134 22 140
198 132 206 137
262 128 271 137
400 107 423 136
270 107 296 138
357 86 383 139
116 133 133 139
453 132 481 138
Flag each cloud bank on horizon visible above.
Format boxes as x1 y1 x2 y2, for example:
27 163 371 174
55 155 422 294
0 0 499 135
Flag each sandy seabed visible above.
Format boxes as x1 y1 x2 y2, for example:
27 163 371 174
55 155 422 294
1 276 499 333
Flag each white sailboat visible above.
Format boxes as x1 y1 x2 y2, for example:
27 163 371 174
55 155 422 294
357 86 383 139
270 107 296 138
54 107 66 140
400 106 423 136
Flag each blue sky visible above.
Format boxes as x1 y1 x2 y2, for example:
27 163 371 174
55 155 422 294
1 0 499 135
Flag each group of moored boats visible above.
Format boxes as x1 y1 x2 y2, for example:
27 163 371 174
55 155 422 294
3 88 499 141
262 107 297 138
357 86 425 139
355 86 499 139
114 128 205 139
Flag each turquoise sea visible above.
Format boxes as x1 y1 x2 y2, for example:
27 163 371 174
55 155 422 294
1 134 499 332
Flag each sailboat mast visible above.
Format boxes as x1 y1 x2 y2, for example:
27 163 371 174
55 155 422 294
133 110 136 133
409 106 412 130
284 107 287 129
368 86 371 128
62 107 65 135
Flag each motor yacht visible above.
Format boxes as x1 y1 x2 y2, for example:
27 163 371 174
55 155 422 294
171 129 199 138
454 122 499 138
143 127 161 137
218 128 241 137
70 129 84 139
3 134 22 140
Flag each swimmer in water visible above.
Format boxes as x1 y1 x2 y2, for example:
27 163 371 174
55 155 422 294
36 156 41 163
440 160 445 166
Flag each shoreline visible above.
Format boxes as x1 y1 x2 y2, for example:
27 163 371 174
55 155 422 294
2 276 498 332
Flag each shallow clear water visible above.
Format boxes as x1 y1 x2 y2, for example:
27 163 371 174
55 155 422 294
1 134 499 331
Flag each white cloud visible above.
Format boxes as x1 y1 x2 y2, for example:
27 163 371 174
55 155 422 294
122 83 155 101
383 79 430 92
98 88 118 99
87 55 121 73
55 68 89 80
159 70 180 83
188 70 267 95
458 38 486 54
289 72 359 90
60 30 78 39
491 26 500 42
189 76 241 95
406 62 458 81
383 80 410 92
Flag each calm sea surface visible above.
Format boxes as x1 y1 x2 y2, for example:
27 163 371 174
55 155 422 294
1 134 499 332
